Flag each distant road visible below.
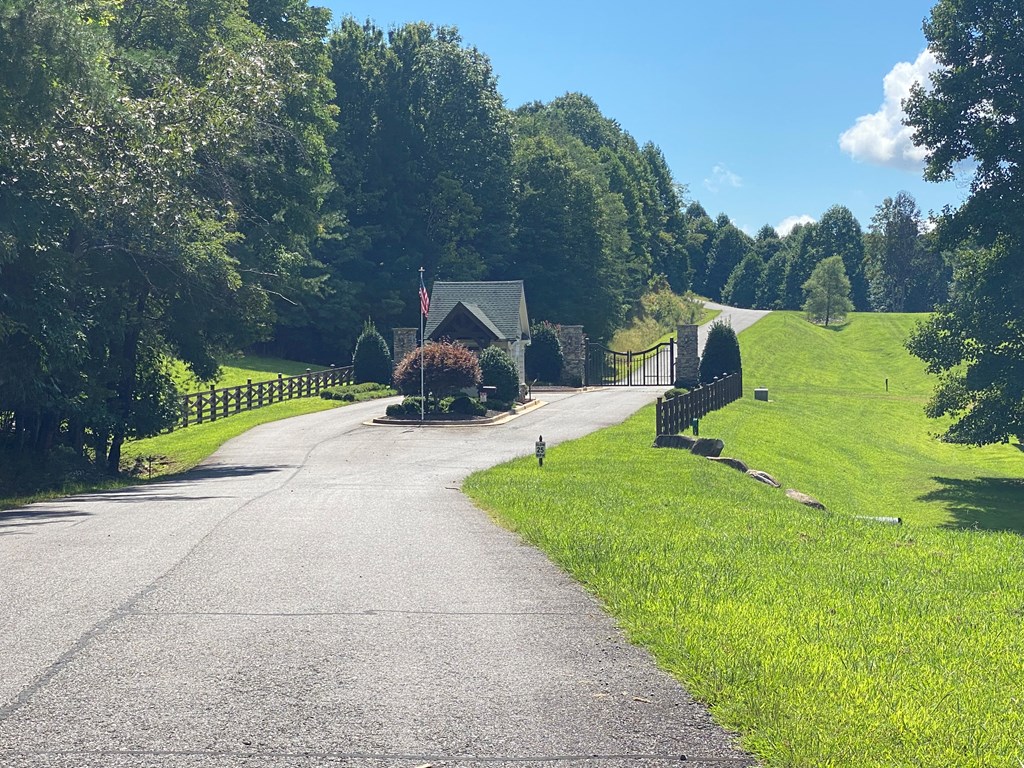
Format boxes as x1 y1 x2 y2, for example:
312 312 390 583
0 305 769 767
700 302 771 354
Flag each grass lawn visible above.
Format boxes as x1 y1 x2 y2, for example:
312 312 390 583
171 353 331 392
464 311 1024 768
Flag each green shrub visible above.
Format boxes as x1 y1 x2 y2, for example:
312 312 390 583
663 387 689 400
448 395 487 416
393 340 481 396
699 320 742 384
478 346 520 402
525 321 563 383
385 403 405 418
486 399 512 412
320 382 389 401
352 320 393 385
401 396 424 414
439 396 456 413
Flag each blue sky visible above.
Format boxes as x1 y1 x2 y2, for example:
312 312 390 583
319 1 966 236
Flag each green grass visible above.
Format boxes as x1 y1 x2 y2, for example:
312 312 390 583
699 312 1022 531
464 311 1024 767
609 298 720 352
172 353 329 391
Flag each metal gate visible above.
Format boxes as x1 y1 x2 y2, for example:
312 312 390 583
586 338 675 386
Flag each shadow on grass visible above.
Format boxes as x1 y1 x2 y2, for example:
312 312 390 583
922 476 1024 535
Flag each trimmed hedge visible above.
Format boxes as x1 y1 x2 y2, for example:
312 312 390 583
393 341 481 397
699 320 742 384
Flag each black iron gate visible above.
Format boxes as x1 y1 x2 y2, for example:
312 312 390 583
586 338 675 386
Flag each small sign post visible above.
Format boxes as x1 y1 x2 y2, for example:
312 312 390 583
535 435 546 468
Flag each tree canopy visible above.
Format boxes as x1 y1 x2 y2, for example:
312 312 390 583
903 0 1024 445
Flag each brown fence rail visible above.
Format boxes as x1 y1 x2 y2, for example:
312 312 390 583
655 372 742 437
178 365 355 429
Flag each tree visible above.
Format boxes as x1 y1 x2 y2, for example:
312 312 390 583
524 321 563 383
902 0 1024 444
721 253 765 309
780 222 819 310
907 242 1023 444
699 320 741 384
863 192 948 312
352 321 393 385
813 205 867 309
478 346 519 402
802 256 853 327
704 224 753 301
393 341 481 397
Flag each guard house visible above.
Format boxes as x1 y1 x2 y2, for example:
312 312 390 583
424 280 531 383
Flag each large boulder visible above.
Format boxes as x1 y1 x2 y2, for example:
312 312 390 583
707 456 749 473
653 434 697 450
785 489 826 510
746 469 781 487
690 438 724 457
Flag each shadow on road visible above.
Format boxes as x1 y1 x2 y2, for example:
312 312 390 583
923 476 1024 535
0 507 91 534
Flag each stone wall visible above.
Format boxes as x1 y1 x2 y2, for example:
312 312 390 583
675 324 699 388
554 325 586 387
392 328 418 372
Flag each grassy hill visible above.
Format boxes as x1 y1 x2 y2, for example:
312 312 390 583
464 311 1024 768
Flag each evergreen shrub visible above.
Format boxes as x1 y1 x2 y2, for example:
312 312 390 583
526 321 563 383
352 320 393 385
478 346 520 402
699 320 742 384
447 396 487 416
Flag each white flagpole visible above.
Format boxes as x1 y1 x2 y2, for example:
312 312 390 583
419 266 425 421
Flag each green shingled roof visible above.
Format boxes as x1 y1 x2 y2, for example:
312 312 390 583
425 281 530 342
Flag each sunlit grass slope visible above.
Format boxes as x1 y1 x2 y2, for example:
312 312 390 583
701 312 1022 530
464 311 1024 768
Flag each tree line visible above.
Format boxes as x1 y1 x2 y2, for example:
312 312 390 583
1 0 1019 469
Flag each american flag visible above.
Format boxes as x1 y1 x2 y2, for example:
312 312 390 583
419 273 430 317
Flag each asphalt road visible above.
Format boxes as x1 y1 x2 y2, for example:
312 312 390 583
0 306 768 768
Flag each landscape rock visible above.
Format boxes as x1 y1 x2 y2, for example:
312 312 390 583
707 456 749 473
652 434 697 450
746 469 781 487
690 437 724 457
785 489 826 510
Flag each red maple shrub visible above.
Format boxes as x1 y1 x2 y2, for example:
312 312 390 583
393 341 482 397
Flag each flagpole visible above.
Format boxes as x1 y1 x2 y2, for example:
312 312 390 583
419 266 425 421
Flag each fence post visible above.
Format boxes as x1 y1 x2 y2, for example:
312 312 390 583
278 373 284 403
656 397 663 436
207 385 216 422
181 397 189 428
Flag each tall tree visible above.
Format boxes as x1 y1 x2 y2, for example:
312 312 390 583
903 0 1024 444
813 205 867 309
864 192 947 312
802 256 853 327
704 223 753 301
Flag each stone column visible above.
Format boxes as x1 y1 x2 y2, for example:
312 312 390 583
392 328 418 372
554 325 586 387
675 324 699 388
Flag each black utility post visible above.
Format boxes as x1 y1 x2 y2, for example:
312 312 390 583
535 435 546 467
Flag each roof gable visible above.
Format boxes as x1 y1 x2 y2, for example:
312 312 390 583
424 281 530 342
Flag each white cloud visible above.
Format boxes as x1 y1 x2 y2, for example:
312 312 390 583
704 163 743 192
839 49 939 171
775 214 815 237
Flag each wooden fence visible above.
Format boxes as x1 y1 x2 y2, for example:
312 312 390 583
177 365 354 429
655 372 742 437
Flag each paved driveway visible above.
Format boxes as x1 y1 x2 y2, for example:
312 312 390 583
0 307 767 767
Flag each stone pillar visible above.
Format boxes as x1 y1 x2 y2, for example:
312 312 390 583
392 328 418 371
675 324 699 388
554 325 586 387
